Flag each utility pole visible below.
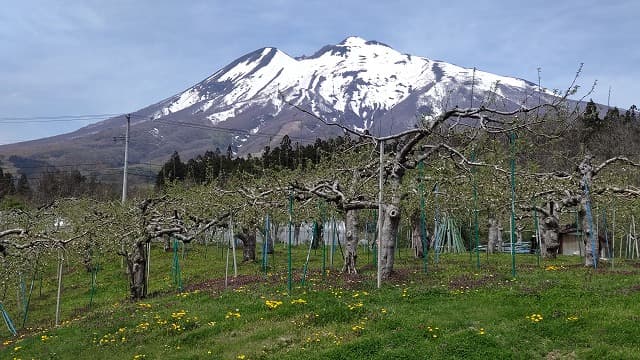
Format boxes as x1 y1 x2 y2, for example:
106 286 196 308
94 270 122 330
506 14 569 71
121 114 130 204
376 139 384 289
470 67 476 108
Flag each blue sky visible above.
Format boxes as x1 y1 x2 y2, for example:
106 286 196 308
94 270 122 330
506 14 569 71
1 0 638 144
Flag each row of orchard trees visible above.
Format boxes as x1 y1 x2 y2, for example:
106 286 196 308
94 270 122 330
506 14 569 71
3 75 640 303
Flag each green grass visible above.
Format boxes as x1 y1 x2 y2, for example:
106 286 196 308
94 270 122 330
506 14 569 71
2 243 640 359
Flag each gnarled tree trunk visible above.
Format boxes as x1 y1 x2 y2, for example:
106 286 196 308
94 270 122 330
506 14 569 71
125 239 148 300
539 215 560 258
311 221 322 249
379 203 400 279
487 217 502 254
411 213 429 258
294 223 301 246
343 209 358 274
236 230 256 262
579 201 599 267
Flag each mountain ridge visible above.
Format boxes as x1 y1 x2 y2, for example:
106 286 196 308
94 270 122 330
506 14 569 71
0 36 561 179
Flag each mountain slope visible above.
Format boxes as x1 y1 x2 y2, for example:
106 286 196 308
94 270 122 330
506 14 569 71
0 36 558 177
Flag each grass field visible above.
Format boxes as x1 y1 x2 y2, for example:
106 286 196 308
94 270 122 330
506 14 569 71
1 242 640 359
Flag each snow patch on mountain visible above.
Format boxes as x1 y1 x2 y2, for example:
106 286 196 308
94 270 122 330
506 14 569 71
145 35 556 137
207 108 235 125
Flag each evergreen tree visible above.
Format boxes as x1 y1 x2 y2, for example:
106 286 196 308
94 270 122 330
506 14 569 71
582 99 600 125
624 105 637 123
0 167 15 199
16 173 31 198
155 151 186 188
604 107 620 122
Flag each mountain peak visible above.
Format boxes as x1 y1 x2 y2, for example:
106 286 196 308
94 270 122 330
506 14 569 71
338 36 391 48
338 36 367 46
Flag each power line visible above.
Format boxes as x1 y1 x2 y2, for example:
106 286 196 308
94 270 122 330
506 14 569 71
0 110 346 144
0 162 162 170
0 113 124 123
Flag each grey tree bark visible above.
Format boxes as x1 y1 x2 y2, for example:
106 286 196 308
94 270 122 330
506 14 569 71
487 217 502 254
343 209 359 274
537 202 560 258
294 223 301 246
236 229 257 262
125 239 148 300
411 213 429 258
379 203 400 279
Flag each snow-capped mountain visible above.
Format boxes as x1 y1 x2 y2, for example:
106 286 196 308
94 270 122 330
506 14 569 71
0 36 558 175
147 36 553 145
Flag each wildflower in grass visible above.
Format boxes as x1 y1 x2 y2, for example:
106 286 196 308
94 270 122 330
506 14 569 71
526 313 543 323
237 354 246 359
14 346 22 351
567 316 579 321
402 288 409 297
265 300 283 309
136 322 150 332
291 298 307 304
381 308 387 314
41 335 51 342
351 324 365 332
426 326 440 338
2 340 13 346
171 310 187 319
137 303 152 309
225 310 241 319
545 265 559 271
478 328 486 335
208 321 217 326
118 327 127 333
347 302 364 310
133 355 146 359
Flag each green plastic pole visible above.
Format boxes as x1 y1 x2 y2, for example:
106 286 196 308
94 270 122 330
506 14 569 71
321 202 327 279
173 238 182 291
1 302 17 336
19 276 26 318
88 267 97 308
287 192 293 292
22 269 36 327
263 215 270 275
433 184 441 264
509 132 517 278
471 152 480 269
418 161 429 273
